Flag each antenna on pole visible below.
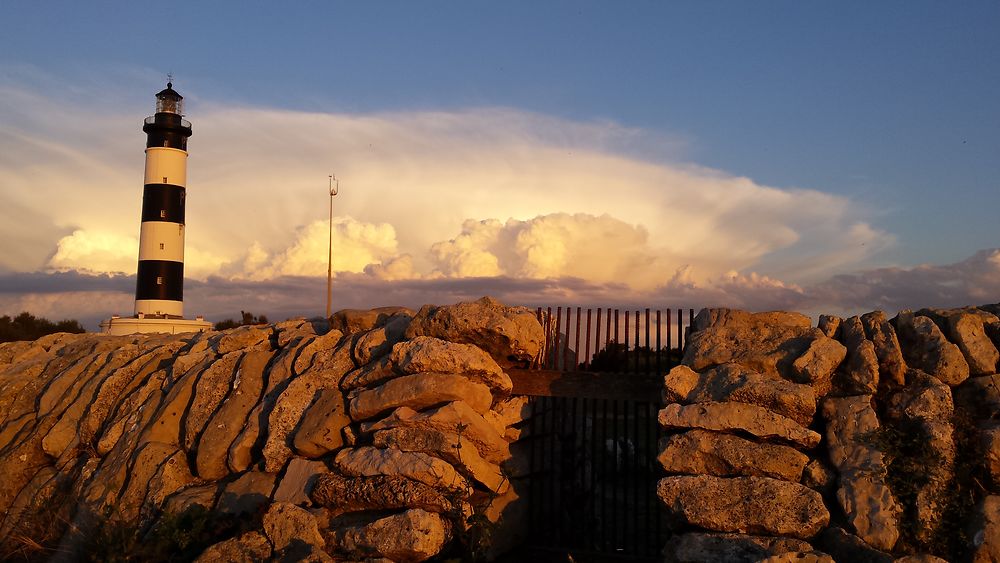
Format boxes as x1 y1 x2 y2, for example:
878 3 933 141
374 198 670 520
326 174 339 318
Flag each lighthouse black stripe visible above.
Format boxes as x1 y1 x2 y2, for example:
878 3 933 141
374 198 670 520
136 260 184 301
141 184 186 223
143 113 192 150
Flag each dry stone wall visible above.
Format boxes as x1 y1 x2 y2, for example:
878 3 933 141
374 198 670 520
659 306 1000 563
0 296 541 562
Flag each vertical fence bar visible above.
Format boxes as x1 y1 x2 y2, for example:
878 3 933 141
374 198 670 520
634 310 640 374
655 309 662 374
644 308 651 375
606 308 612 348
545 307 553 369
563 307 580 371
589 397 599 551
554 307 562 371
666 308 673 367
611 398 620 550
646 401 656 556
574 307 582 372
633 400 641 553
614 309 620 348
600 397 609 551
595 308 603 367
584 308 593 370
624 310 630 373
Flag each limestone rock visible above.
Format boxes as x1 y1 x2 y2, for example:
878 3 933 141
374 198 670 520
273 457 329 505
663 532 813 563
893 556 949 563
821 396 901 551
683 310 844 396
216 324 272 355
372 426 508 493
658 402 821 449
861 311 907 387
195 350 271 479
330 508 451 562
216 471 277 515
262 502 327 558
330 306 414 335
658 429 809 482
895 311 970 386
663 363 816 426
349 373 493 421
484 396 530 440
969 495 1000 563
391 336 512 393
404 297 544 368
163 484 218 515
294 328 346 374
362 401 511 463
657 475 829 539
335 446 470 492
310 472 452 515
691 308 812 332
918 307 1000 376
184 350 244 454
801 459 836 493
981 424 1000 491
814 527 893 563
353 314 411 366
263 365 348 472
886 370 953 422
194 531 272 563
837 316 880 395
291 386 351 459
818 315 842 339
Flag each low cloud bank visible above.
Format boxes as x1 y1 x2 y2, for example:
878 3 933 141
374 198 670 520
3 248 997 330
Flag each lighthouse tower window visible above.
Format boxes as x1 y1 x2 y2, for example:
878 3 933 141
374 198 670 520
156 276 164 285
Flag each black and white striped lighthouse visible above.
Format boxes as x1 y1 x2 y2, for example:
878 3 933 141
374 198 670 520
102 81 210 334
134 82 191 318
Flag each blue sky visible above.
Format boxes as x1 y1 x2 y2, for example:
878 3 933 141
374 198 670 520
1 2 998 325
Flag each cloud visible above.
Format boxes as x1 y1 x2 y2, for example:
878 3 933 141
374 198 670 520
6 248 997 331
0 67 893 293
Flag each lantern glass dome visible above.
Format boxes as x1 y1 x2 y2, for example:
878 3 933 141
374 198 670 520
155 83 184 115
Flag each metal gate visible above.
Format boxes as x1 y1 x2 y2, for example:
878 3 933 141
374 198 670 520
508 306 697 561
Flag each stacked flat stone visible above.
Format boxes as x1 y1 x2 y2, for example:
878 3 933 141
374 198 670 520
0 297 542 562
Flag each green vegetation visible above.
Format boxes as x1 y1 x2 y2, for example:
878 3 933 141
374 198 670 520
81 505 239 563
213 311 269 330
0 311 85 343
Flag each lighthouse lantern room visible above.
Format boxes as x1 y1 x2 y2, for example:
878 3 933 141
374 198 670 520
100 82 211 335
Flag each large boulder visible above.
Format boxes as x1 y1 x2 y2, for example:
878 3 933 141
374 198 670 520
657 475 829 539
261 502 328 561
291 387 351 459
836 316 880 395
663 363 816 426
194 531 272 563
349 373 493 421
329 306 414 335
362 401 510 464
328 508 451 562
334 446 470 492
309 473 452 515
658 402 821 449
821 396 901 551
814 527 893 563
404 297 543 368
691 309 812 332
372 426 508 493
390 336 512 394
860 311 907 387
683 309 845 397
658 429 809 482
918 307 1000 376
895 311 970 386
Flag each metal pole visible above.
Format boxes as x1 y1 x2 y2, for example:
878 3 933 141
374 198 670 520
326 175 338 318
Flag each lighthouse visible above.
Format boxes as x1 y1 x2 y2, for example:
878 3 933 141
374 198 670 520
101 82 211 335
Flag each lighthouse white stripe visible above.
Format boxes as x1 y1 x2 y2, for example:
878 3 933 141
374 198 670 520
137 221 185 262
144 147 188 186
134 299 183 317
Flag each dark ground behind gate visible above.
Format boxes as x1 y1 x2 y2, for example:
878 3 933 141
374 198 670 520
506 307 696 561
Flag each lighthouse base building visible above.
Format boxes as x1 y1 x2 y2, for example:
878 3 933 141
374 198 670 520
100 82 211 336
